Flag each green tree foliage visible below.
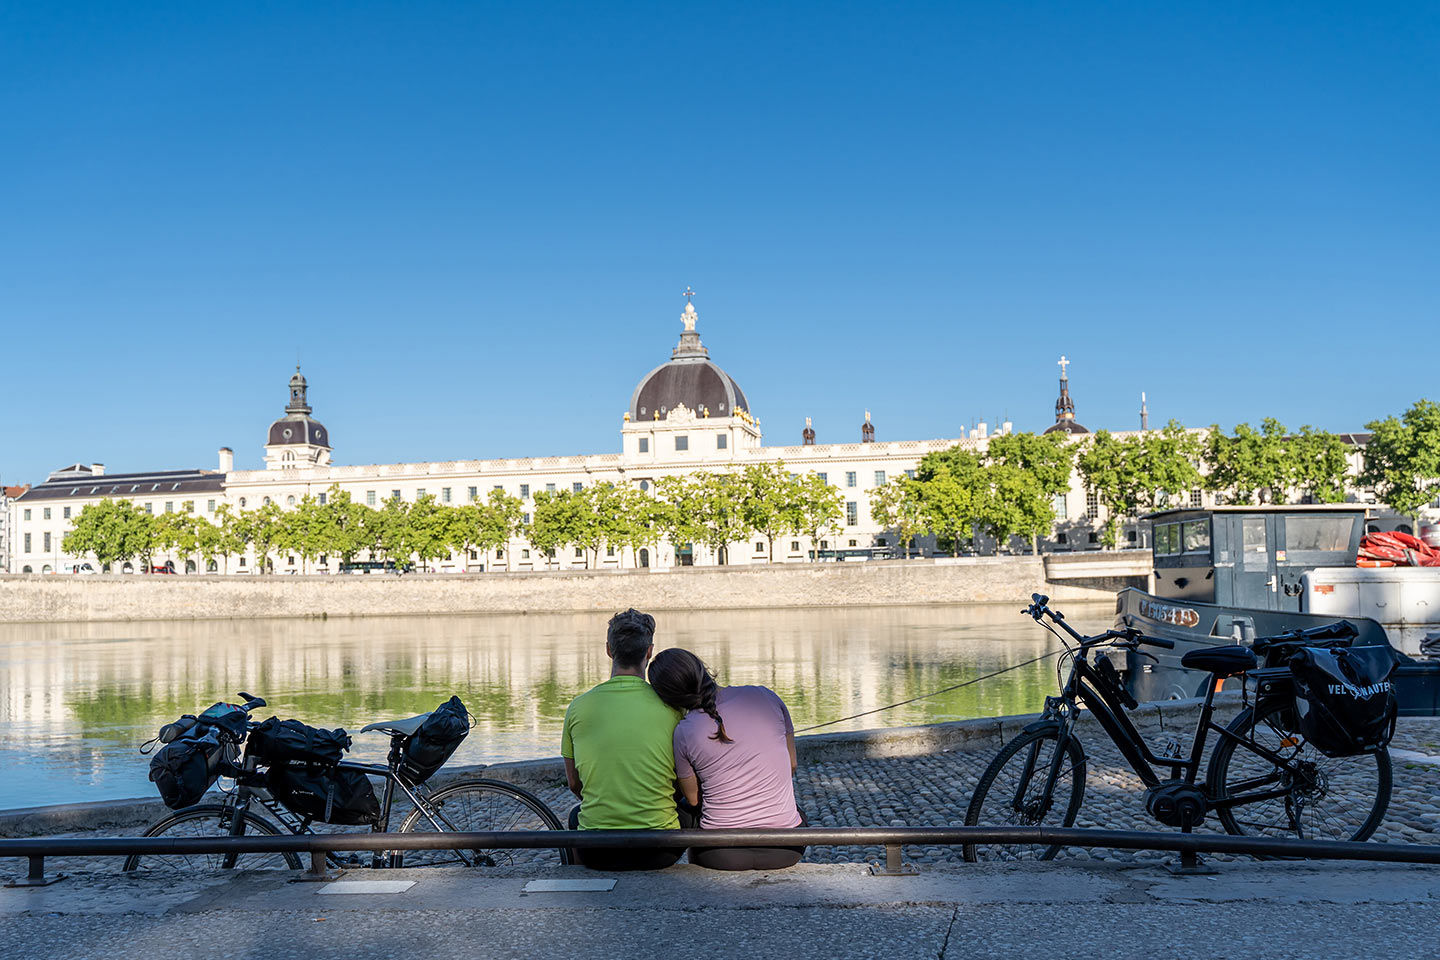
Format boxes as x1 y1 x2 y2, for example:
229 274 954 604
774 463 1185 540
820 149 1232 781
869 476 928 558
795 472 843 562
62 498 154 569
1078 422 1202 548
1204 419 1352 505
1360 398 1440 519
738 462 803 562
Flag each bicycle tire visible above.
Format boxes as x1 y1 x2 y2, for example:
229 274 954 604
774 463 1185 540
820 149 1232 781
1208 697 1392 844
962 726 1086 862
395 778 569 867
121 803 302 872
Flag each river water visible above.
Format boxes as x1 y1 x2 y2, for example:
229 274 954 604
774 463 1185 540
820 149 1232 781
0 602 1114 810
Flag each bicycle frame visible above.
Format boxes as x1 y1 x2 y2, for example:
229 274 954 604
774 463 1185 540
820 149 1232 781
219 737 480 869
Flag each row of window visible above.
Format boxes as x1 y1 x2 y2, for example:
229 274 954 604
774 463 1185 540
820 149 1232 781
637 434 729 454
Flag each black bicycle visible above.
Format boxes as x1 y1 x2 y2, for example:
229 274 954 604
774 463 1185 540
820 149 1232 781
963 596 1392 861
124 693 568 872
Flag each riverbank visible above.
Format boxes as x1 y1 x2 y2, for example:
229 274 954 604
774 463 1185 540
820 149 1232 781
0 553 1148 624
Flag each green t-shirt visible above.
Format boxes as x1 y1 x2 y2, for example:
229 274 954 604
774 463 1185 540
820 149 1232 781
561 675 683 830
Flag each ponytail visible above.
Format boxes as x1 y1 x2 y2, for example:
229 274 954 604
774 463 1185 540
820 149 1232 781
699 674 732 743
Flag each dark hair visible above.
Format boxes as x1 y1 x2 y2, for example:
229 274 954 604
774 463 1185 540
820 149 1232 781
649 648 731 743
607 608 656 668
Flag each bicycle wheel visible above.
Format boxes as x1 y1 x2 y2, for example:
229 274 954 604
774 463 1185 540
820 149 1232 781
963 726 1086 862
121 804 302 872
396 779 569 867
1208 697 1391 843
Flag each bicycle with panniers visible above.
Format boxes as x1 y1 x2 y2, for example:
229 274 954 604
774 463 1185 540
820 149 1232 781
963 595 1397 861
127 693 568 872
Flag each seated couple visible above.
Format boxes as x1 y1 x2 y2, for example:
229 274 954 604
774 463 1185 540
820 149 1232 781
561 608 806 871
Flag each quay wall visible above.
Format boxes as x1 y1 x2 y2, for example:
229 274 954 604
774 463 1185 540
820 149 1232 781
0 695 1226 834
0 555 1147 625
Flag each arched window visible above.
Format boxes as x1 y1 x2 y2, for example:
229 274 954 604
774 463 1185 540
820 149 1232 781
21 565 32 574
185 560 197 574
286 495 296 506
122 562 134 573
42 564 53 574
207 560 218 573
239 497 247 508
262 497 271 506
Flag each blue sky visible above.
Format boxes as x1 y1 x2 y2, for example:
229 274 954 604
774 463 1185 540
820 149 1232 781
2 1 1435 484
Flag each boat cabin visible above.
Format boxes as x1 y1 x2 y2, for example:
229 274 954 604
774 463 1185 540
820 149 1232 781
1147 505 1367 612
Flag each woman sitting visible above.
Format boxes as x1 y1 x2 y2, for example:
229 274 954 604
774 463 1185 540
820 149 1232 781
648 648 806 870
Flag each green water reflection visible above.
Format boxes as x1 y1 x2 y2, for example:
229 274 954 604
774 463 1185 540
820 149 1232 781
0 602 1114 809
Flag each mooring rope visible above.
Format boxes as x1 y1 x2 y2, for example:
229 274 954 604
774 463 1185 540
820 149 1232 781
794 648 1066 733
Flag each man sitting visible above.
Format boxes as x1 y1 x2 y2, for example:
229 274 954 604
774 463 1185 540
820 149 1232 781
561 608 691 870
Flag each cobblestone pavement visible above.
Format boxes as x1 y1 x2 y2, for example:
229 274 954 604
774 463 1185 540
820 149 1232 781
16 716 1440 876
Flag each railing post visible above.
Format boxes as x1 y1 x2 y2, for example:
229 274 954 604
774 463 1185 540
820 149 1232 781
5 855 66 888
867 843 918 877
291 849 343 883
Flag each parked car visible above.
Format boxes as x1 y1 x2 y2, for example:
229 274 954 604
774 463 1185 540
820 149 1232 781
149 561 177 574
67 563 99 575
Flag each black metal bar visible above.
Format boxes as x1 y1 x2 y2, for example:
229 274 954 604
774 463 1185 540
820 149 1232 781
2 827 1439 865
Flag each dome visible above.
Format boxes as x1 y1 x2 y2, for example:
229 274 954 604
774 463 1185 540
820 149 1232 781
267 418 330 447
628 300 750 422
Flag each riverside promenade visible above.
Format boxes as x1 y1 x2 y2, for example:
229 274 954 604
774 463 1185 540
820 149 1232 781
5 707 1440 959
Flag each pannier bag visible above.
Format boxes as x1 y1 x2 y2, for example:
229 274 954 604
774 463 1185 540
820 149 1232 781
247 717 352 766
1288 645 1398 758
149 730 232 809
398 696 471 784
267 763 380 825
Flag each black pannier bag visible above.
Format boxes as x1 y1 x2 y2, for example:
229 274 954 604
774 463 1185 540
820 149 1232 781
149 730 231 810
1288 645 1398 758
247 717 352 766
267 763 381 825
398 696 470 784
196 702 250 743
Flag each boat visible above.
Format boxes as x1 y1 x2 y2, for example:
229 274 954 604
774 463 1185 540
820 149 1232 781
1113 504 1440 715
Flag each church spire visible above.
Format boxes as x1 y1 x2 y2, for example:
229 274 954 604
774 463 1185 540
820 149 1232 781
1054 355 1075 422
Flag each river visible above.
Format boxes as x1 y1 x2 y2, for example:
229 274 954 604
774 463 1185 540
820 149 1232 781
0 602 1114 810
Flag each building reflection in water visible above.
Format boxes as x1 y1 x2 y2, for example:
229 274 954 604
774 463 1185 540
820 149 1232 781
0 602 1114 809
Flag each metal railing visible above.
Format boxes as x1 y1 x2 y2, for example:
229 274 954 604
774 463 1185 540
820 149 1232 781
5 826 1440 886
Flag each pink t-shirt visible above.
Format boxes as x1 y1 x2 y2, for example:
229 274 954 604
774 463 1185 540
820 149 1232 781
672 686 801 830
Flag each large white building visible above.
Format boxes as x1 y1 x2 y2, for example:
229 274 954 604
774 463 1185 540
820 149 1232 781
9 299 1136 574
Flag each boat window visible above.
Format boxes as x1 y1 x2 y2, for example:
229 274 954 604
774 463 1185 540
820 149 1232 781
1154 522 1180 556
1285 516 1352 554
1182 519 1211 554
1242 518 1269 571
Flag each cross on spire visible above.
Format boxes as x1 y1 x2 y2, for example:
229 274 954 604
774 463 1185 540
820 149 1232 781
1058 355 1070 379
682 286 696 304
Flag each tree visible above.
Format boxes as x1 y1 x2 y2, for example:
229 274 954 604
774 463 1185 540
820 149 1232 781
528 489 586 569
655 472 750 565
738 462 803 563
1288 425 1351 504
213 504 250 574
406 494 458 571
63 498 152 570
1204 419 1290 504
484 489 524 572
1361 398 1440 520
371 496 413 568
246 501 285 573
985 431 1077 554
976 462 1052 553
1076 430 1144 549
869 476 928 559
795 472 843 562
621 485 673 567
915 450 984 556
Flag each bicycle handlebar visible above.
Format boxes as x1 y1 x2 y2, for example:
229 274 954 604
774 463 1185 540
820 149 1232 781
1025 594 1174 649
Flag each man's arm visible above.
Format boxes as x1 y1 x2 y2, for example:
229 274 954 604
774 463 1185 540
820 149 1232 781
564 757 583 799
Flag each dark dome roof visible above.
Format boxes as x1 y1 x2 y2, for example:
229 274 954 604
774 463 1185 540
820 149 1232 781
1043 419 1089 435
268 417 330 447
630 359 749 421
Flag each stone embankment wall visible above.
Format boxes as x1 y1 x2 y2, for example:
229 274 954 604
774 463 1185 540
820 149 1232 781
0 555 1147 625
0 696 1224 835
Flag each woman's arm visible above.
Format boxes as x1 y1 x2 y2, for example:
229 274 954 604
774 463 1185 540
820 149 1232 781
787 731 798 774
677 774 701 807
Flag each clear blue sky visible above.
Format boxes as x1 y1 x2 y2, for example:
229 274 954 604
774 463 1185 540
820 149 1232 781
2 1 1435 484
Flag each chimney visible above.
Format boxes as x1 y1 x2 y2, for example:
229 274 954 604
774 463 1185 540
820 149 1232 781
1002 420 1013 435
91 463 105 476
977 420 988 439
219 447 234 473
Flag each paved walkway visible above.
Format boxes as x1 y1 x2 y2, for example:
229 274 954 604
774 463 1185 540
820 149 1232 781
4 861 1439 960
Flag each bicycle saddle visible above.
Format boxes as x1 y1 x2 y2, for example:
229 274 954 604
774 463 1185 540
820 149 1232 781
360 712 431 736
1180 645 1257 678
